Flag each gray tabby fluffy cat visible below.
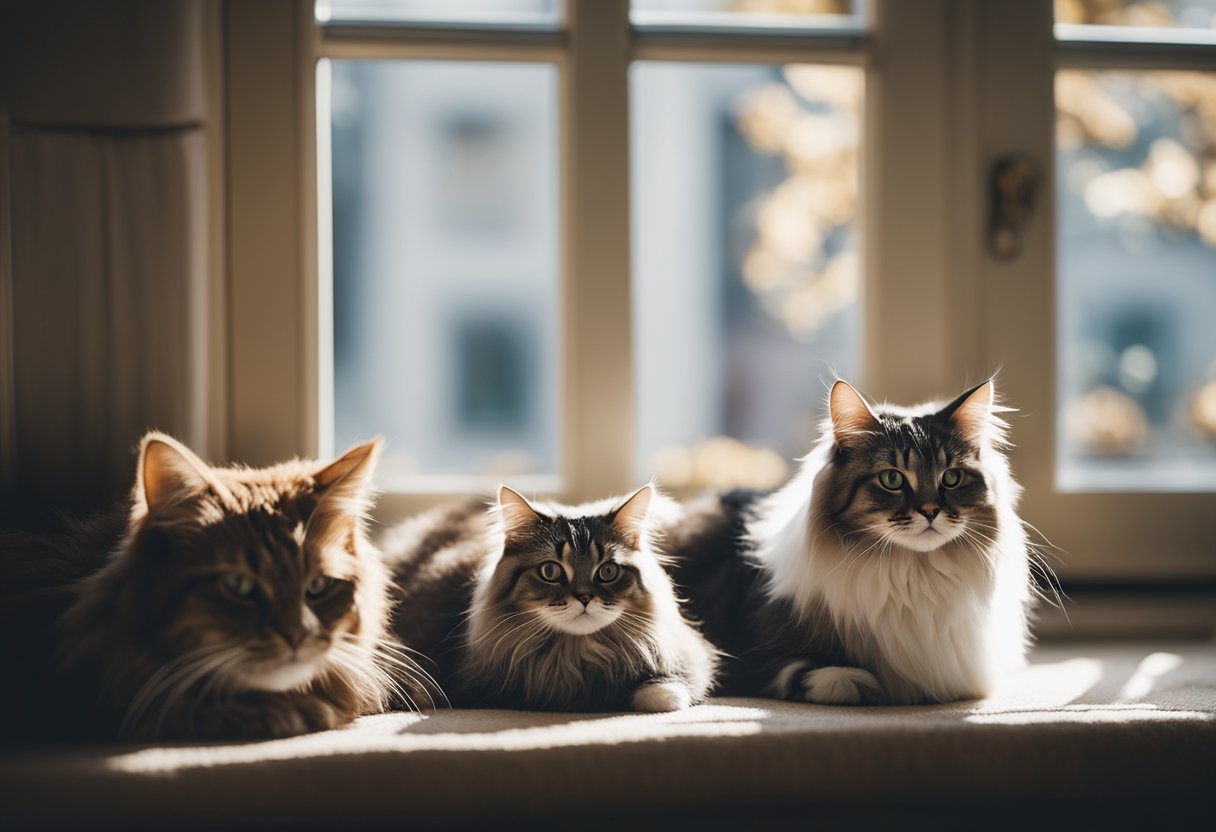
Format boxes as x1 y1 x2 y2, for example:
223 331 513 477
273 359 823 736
384 484 717 712
666 379 1034 705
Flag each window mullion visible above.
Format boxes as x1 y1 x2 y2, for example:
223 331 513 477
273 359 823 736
562 0 634 502
862 0 958 402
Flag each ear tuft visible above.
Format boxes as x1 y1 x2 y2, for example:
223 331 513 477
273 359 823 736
938 380 997 443
610 484 653 545
498 485 544 541
829 379 879 440
138 432 221 516
315 438 382 493
306 438 382 549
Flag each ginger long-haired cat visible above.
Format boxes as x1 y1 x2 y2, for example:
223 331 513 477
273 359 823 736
1 433 421 742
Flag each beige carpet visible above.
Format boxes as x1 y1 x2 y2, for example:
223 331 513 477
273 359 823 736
2 641 1213 827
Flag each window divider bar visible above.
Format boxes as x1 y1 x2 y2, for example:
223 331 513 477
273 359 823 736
632 33 871 66
862 0 956 402
317 31 872 68
319 22 566 44
562 0 635 502
1055 39 1216 71
317 24 566 62
316 35 566 63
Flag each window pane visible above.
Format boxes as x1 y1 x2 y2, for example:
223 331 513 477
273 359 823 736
328 60 560 489
631 0 859 30
1056 70 1216 491
1055 0 1216 30
631 63 862 492
318 0 560 28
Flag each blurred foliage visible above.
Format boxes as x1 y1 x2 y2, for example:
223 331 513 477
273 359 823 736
733 67 861 341
1058 71 1216 247
1056 0 1216 27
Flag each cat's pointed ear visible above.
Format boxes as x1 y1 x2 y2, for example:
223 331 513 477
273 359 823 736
498 485 545 541
312 438 382 518
137 432 229 517
315 438 381 494
937 380 996 443
829 380 879 441
610 484 653 546
306 439 382 551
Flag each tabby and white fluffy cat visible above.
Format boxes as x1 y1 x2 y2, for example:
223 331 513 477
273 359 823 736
385 484 716 712
0 432 414 741
667 380 1033 705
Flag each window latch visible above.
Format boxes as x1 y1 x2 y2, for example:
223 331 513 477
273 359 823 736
988 153 1040 261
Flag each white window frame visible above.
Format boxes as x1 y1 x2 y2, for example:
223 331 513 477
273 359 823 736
220 1 1211 585
959 0 1216 583
221 0 987 516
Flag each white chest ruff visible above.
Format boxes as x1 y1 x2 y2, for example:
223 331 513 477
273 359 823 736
814 547 998 703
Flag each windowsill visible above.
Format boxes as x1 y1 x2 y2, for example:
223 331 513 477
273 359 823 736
2 640 1212 826
1035 587 1216 641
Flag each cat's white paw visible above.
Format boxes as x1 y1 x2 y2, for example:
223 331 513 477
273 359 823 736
632 681 692 712
801 666 881 705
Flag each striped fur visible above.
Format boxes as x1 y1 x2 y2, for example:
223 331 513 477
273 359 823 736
667 380 1036 705
385 485 717 712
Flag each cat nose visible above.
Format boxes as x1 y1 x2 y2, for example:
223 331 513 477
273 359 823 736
276 627 306 650
576 593 592 606
918 504 941 522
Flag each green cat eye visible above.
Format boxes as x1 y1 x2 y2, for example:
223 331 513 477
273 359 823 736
596 562 620 583
941 468 965 489
223 573 256 597
878 469 905 491
306 575 335 597
537 561 563 583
